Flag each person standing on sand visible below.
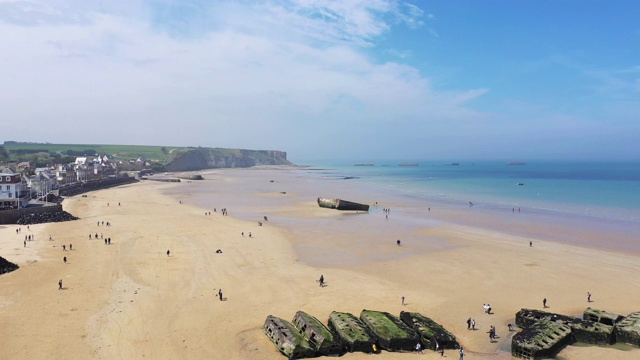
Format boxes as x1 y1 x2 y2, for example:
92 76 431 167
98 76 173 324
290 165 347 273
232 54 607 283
543 298 547 308
402 296 406 306
58 279 63 290
167 250 170 256
62 245 66 251
588 292 592 302
218 289 223 301
467 318 471 330
24 240 26 248
63 256 67 263
69 244 72 251
415 342 423 354
459 347 464 360
530 241 533 247
471 319 476 330
319 275 324 287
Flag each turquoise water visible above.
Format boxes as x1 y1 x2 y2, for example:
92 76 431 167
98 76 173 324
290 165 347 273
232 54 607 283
296 160 640 222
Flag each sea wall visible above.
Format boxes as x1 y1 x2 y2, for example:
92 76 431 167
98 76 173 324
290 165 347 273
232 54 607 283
58 176 138 197
0 205 62 225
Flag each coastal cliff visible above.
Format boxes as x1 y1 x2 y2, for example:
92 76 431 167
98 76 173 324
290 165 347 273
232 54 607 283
164 148 291 172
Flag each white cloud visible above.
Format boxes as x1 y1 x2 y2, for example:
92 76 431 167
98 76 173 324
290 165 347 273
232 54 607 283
0 0 486 159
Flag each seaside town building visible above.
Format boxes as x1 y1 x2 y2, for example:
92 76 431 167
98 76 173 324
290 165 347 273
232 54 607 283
0 169 29 209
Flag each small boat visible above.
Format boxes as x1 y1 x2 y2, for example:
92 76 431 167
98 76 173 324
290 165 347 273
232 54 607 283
517 183 524 186
317 198 369 211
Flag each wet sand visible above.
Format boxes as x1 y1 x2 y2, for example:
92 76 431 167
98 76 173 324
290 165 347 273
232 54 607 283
1 167 639 360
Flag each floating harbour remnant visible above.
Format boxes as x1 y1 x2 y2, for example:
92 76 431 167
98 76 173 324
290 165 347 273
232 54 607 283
359 310 419 352
614 312 640 347
292 311 342 356
327 311 375 353
317 197 369 211
399 311 459 350
516 308 615 345
511 319 572 359
263 315 316 359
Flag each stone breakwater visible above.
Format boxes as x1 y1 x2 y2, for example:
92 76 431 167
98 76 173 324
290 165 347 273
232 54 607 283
58 177 138 197
0 256 19 275
16 210 79 225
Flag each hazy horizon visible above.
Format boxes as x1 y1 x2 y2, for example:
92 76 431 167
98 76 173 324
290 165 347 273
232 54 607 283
1 1 638 161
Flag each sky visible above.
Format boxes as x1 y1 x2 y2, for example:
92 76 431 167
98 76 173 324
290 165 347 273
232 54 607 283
0 0 639 162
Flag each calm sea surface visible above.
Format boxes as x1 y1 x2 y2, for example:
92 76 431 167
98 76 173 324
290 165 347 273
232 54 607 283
293 160 640 222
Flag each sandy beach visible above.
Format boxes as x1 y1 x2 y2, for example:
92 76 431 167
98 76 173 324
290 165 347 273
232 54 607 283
1 167 640 360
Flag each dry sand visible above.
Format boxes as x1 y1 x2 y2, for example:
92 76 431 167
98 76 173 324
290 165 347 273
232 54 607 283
1 168 639 360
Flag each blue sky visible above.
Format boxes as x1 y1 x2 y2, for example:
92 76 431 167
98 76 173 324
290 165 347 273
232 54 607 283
0 0 638 162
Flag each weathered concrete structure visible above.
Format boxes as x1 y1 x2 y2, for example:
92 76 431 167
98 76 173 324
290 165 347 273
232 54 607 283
512 319 572 359
263 315 316 359
516 308 614 345
400 311 459 350
292 311 342 356
359 310 419 352
327 311 375 353
583 307 624 326
317 197 369 211
614 312 640 347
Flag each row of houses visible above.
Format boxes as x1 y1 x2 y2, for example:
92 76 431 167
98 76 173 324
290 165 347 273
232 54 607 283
0 155 146 209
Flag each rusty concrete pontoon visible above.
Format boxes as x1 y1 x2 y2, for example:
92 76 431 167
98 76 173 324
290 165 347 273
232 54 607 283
327 311 375 353
359 309 419 352
317 197 369 211
517 308 615 345
292 311 342 356
512 319 572 359
614 312 640 347
400 311 459 350
263 315 316 359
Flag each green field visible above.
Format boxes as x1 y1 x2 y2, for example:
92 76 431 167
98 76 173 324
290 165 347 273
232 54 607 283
2 142 179 162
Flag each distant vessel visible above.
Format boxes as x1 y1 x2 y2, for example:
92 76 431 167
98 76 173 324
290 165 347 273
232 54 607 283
451 163 460 166
517 183 524 186
508 162 527 165
399 163 418 166
354 163 374 166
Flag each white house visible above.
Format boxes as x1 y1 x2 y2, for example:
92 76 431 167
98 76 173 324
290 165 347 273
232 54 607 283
0 169 29 209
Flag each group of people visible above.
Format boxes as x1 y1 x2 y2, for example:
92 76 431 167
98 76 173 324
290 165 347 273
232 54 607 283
96 221 111 227
466 317 476 330
488 325 497 342
482 303 492 314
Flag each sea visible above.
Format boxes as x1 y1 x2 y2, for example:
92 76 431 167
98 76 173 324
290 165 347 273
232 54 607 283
285 159 640 256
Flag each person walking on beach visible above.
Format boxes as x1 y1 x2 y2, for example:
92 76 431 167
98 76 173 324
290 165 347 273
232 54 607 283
402 296 406 306
530 241 533 247
69 243 72 251
63 256 67 264
459 347 464 360
415 342 423 354
62 245 66 251
218 289 223 301
471 319 476 330
24 240 26 248
396 239 401 246
58 279 63 290
588 292 592 302
543 298 547 308
319 275 324 287
167 250 170 257
467 318 471 330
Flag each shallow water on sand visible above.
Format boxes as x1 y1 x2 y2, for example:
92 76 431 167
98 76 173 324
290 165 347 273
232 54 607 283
161 166 640 267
